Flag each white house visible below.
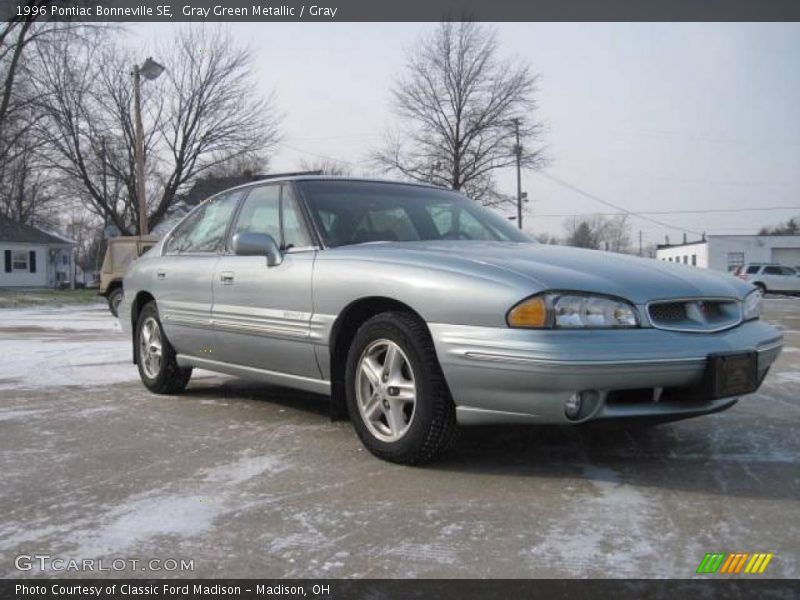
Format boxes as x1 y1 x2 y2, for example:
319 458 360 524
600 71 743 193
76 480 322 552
656 235 800 273
0 214 76 288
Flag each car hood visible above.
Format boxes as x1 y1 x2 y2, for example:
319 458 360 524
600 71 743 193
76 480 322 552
329 241 752 304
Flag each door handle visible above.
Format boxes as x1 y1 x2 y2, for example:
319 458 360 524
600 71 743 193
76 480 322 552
219 271 234 285
156 270 166 280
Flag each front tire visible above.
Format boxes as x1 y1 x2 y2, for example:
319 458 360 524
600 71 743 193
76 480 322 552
135 301 192 394
345 311 458 464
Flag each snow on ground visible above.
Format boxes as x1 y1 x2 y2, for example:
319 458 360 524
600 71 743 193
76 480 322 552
0 338 137 390
0 303 122 332
0 304 136 390
0 303 220 391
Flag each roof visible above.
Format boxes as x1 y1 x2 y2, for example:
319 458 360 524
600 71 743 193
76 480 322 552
218 175 446 198
656 240 707 250
657 233 800 251
184 171 325 206
0 214 73 245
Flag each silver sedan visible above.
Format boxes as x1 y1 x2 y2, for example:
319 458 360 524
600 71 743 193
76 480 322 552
120 177 783 464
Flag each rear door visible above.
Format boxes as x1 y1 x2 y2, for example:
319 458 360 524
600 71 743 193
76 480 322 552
211 182 321 378
156 190 244 355
760 265 799 292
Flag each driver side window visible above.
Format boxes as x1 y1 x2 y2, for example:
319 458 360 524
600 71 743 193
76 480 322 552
232 183 312 249
166 191 242 254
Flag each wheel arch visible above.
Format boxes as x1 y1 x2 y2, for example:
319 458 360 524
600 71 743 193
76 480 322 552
130 291 156 364
102 278 123 298
328 296 431 421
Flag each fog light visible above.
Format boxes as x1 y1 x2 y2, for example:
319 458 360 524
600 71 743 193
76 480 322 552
565 390 600 420
565 393 582 419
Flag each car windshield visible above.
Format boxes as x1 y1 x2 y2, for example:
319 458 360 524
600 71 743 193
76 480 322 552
296 180 531 247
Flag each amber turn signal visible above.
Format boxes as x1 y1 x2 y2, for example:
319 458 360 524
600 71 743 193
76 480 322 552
507 296 548 328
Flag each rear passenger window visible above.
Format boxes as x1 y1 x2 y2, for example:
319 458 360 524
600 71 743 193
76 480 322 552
763 266 782 275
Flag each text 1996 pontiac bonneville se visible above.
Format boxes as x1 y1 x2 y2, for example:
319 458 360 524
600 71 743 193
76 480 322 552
120 177 783 464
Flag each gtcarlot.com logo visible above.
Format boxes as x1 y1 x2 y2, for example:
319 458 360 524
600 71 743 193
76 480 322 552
15 554 194 572
696 552 773 575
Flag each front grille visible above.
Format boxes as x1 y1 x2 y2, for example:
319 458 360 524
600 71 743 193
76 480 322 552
606 386 707 405
647 299 741 332
649 303 687 322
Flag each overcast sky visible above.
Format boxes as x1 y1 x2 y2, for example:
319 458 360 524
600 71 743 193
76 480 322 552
129 22 800 247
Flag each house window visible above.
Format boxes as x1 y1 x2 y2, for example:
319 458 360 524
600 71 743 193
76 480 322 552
12 250 28 271
691 254 697 266
683 256 688 264
62 254 69 265
727 252 745 272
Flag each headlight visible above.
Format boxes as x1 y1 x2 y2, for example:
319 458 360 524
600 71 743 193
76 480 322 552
743 289 763 321
507 293 639 329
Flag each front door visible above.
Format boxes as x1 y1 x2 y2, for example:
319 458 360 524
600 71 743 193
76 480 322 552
211 183 321 379
156 190 244 356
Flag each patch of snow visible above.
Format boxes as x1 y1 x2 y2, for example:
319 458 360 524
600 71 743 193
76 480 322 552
381 542 459 566
0 339 136 390
202 453 289 486
0 305 121 332
73 493 221 557
776 371 800 384
0 408 49 421
520 466 663 576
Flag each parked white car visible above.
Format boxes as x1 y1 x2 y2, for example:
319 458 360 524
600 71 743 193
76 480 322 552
735 263 800 294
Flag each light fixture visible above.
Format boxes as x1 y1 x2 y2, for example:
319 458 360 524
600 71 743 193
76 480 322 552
139 57 165 81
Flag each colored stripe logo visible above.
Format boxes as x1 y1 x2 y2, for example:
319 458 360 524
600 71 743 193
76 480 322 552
696 553 773 574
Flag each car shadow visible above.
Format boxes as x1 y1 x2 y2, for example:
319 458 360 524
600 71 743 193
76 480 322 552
180 376 331 418
178 378 798 503
431 421 799 502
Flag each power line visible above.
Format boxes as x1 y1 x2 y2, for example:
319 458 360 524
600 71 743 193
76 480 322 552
533 206 800 218
533 170 704 236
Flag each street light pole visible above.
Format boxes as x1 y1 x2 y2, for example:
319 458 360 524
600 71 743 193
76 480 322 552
133 65 147 236
132 57 165 237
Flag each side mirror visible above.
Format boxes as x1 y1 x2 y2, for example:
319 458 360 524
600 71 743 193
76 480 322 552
232 232 282 267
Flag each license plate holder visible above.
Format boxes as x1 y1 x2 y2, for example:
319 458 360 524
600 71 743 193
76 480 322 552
707 351 758 399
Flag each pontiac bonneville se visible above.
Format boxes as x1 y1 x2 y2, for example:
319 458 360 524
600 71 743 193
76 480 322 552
120 177 783 463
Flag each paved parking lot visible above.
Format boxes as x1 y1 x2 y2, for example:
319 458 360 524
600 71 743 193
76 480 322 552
1 299 798 578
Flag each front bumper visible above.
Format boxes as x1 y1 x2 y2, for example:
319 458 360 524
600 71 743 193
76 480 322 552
429 319 783 425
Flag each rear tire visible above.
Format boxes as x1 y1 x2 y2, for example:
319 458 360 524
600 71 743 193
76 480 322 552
135 301 192 394
345 311 458 465
107 287 123 317
754 282 767 294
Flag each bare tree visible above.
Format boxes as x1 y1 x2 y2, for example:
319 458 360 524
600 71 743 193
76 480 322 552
372 20 546 203
564 217 601 249
534 232 559 245
298 158 352 176
563 214 632 253
0 2 89 226
31 26 281 235
203 153 269 179
759 217 799 236
601 215 632 253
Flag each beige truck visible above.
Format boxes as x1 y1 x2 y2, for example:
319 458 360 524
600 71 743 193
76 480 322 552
99 235 159 316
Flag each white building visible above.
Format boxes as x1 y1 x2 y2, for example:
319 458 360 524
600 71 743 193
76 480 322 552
656 235 800 273
1 214 76 288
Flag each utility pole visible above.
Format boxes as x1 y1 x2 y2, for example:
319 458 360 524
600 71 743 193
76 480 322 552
512 118 523 230
638 230 643 256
